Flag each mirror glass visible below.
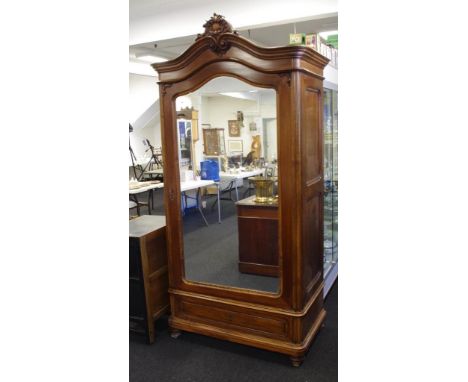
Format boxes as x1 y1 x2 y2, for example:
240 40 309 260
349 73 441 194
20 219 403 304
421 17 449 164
175 77 279 293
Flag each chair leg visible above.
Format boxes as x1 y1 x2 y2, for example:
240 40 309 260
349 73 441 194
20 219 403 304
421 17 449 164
211 195 218 211
147 190 153 215
134 196 140 216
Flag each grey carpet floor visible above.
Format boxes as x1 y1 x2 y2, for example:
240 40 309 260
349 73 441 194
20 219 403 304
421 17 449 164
182 191 279 293
130 187 337 381
130 281 337 382
132 186 280 292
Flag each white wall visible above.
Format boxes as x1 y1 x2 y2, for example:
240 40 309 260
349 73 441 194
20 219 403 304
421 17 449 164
204 96 257 157
130 0 338 45
128 69 332 171
263 118 278 162
129 73 158 123
129 73 161 166
184 91 276 171
324 65 338 89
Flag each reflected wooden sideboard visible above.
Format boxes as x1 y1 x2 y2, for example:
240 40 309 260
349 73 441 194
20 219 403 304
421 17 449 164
237 196 279 277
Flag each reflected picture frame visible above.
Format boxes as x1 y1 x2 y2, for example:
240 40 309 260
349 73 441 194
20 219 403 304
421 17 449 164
228 120 240 137
228 140 243 153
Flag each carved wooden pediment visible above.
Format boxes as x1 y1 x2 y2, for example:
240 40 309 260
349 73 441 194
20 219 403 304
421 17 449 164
197 13 236 39
153 14 329 83
196 13 238 55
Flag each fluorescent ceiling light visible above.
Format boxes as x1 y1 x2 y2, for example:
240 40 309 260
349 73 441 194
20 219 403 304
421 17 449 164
219 92 251 100
219 92 259 101
319 30 338 39
137 55 168 63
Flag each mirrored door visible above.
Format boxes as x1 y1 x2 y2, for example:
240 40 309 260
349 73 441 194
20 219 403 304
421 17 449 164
175 76 280 293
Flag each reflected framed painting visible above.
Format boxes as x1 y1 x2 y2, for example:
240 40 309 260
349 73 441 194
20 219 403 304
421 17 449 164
228 140 243 153
228 120 240 137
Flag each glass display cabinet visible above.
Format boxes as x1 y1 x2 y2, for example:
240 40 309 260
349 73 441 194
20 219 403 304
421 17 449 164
177 119 193 168
153 14 329 367
323 88 338 295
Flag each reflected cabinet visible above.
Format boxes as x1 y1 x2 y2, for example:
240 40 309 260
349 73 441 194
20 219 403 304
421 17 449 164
153 14 329 366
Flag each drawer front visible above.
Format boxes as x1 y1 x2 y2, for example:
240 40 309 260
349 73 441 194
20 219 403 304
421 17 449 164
177 298 289 340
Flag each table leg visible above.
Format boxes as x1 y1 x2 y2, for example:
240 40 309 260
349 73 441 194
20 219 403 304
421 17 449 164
147 189 152 215
217 183 221 223
131 195 140 216
197 188 209 226
235 181 239 201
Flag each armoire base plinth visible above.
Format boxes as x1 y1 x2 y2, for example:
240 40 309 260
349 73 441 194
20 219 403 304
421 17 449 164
168 307 326 365
290 355 305 367
169 328 182 339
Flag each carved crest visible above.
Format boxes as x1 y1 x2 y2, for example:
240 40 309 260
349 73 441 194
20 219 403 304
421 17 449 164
198 13 234 38
196 13 238 56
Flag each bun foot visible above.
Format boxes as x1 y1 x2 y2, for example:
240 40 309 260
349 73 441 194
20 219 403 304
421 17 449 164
290 355 304 367
170 328 182 339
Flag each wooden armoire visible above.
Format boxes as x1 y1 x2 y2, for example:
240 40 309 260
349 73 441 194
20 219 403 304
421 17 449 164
153 14 329 366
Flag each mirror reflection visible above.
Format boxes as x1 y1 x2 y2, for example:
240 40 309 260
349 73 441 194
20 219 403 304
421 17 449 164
175 77 279 293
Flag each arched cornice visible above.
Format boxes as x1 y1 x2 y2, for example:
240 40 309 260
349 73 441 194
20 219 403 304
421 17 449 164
152 14 329 83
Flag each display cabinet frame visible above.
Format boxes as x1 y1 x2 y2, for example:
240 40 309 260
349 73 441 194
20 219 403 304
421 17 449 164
153 14 329 366
323 87 338 296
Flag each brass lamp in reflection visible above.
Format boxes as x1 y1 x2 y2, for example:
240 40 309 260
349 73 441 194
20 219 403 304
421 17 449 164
250 176 278 204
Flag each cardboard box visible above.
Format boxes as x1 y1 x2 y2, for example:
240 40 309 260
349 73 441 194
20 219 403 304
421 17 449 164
305 33 318 50
289 33 305 45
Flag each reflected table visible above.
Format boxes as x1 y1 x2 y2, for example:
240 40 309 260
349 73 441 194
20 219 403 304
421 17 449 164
129 180 221 223
180 179 221 225
218 168 265 201
142 168 164 181
129 181 164 215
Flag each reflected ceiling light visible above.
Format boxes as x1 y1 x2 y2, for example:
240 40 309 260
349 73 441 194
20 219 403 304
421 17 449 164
219 92 250 100
219 92 259 101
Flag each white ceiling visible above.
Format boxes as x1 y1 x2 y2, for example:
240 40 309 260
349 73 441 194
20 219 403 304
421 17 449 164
188 76 274 97
129 0 337 45
129 13 338 76
129 1 337 76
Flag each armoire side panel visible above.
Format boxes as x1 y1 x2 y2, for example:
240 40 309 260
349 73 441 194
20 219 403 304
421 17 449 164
300 77 324 305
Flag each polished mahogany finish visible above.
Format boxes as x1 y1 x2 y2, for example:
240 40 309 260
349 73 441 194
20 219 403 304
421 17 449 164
237 196 279 277
153 14 328 366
